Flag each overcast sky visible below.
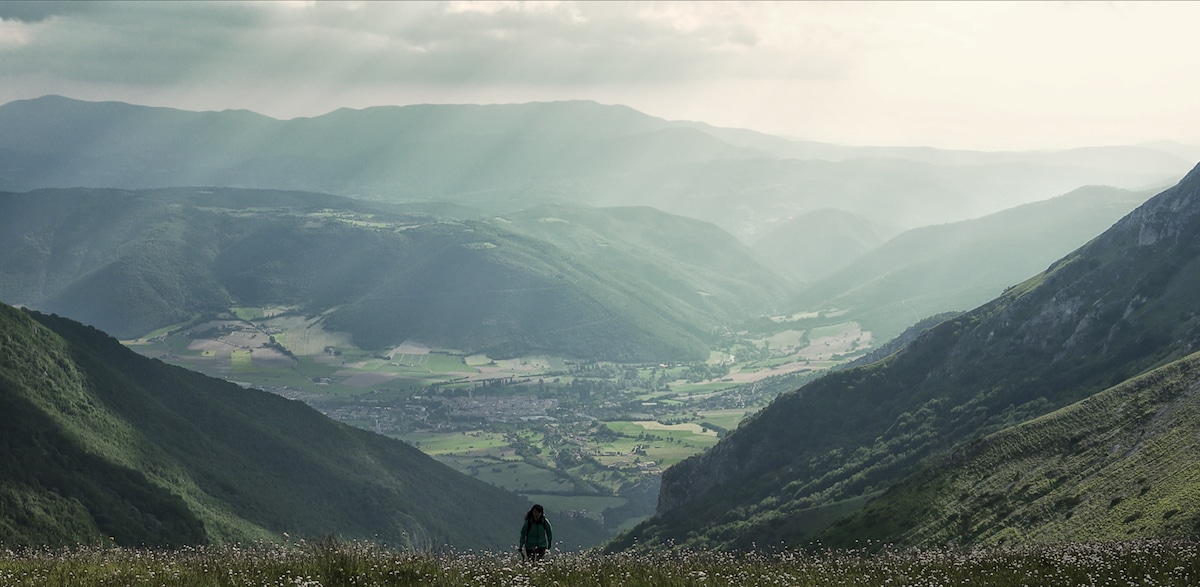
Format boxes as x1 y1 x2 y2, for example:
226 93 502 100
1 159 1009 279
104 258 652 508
1 1 1197 150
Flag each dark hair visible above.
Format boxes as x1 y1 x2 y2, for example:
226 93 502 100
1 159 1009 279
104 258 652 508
524 504 545 523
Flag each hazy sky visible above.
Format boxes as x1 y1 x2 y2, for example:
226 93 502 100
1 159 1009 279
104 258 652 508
1 1 1198 150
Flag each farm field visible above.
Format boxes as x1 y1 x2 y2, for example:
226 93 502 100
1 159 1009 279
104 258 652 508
123 306 872 536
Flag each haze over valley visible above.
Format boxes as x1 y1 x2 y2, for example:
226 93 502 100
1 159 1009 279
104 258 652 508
3 2 1200 575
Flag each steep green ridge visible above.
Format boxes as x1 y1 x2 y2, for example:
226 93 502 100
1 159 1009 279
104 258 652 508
0 96 1189 240
612 163 1200 551
788 185 1156 343
819 351 1200 547
0 302 605 548
0 187 788 361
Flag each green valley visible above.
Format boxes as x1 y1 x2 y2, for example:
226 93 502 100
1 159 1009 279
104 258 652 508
4 179 1174 542
122 304 871 534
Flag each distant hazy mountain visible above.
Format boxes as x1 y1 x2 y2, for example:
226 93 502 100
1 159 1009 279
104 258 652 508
787 185 1157 343
0 95 1191 241
0 187 788 361
612 163 1200 550
0 302 605 548
0 95 761 202
676 119 1194 178
1137 140 1200 165
749 209 901 284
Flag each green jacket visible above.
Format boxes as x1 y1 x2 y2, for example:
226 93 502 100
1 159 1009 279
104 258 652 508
520 517 553 549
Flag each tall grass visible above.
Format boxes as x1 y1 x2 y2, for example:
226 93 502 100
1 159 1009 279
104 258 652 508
2 538 1199 586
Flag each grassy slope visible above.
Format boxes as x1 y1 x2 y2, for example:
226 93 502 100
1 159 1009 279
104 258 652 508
0 303 606 549
820 351 1200 548
5 539 1200 587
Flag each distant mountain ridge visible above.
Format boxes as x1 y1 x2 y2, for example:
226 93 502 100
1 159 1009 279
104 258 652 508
0 95 1191 240
750 209 901 284
0 187 788 361
0 302 605 548
786 184 1157 342
0 182 1167 372
612 162 1200 550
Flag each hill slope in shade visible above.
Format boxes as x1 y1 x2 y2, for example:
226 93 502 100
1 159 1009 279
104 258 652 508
0 302 605 549
611 162 1200 551
499 204 788 311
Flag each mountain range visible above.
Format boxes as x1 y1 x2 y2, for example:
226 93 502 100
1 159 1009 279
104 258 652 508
613 162 1200 550
1 95 1192 241
784 184 1157 342
0 181 1161 366
0 187 788 361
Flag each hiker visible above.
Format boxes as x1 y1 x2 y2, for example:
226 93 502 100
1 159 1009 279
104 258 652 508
519 504 553 561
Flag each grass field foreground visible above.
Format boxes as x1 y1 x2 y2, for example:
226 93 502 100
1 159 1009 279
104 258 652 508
3 538 1199 586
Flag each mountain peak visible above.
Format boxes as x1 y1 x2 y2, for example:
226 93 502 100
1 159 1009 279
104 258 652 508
1109 160 1200 248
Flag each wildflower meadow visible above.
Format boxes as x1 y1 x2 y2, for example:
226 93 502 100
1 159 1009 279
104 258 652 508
2 537 1199 586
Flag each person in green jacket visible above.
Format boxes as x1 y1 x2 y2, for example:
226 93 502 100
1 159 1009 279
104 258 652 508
519 504 553 561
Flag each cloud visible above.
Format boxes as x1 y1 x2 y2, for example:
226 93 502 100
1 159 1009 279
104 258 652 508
0 1 94 23
2 1 1199 149
0 1 853 89
0 2 265 84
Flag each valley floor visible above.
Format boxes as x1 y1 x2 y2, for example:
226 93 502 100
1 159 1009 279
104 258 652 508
123 307 870 538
